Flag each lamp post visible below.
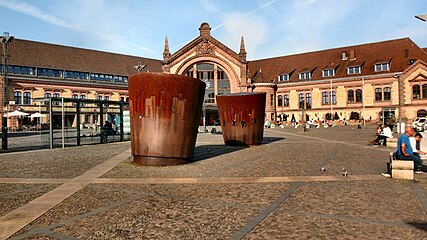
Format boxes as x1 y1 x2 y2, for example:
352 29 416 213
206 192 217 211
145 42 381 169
1 32 14 150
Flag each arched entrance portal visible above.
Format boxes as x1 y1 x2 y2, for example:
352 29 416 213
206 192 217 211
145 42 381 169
183 62 231 126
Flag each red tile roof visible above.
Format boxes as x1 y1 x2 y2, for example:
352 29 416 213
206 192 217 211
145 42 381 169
2 39 162 76
248 38 427 83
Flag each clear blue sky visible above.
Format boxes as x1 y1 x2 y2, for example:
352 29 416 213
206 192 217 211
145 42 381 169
0 0 426 60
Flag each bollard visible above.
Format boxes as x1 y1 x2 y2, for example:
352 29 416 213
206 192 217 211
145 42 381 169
216 92 266 146
128 73 205 166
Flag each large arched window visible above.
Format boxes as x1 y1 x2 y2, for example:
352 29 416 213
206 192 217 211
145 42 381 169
284 94 289 106
375 88 382 101
184 63 230 104
278 95 283 107
384 87 391 101
14 91 22 105
305 93 312 109
322 91 328 104
413 84 421 99
356 89 363 102
23 92 31 105
348 90 354 103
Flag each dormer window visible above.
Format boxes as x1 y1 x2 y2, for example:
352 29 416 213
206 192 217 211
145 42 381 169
278 74 289 82
299 71 311 80
374 62 390 72
347 66 361 75
322 69 335 77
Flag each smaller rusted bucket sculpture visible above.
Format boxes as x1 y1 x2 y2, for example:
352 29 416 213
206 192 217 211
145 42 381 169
216 92 266 146
128 73 205 166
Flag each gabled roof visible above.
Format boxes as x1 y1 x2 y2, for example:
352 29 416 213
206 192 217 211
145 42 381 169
2 39 162 75
248 38 427 83
164 34 243 64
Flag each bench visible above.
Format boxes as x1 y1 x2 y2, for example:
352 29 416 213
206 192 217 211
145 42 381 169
388 152 414 180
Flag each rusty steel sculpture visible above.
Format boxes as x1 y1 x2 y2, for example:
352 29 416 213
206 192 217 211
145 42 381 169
128 73 205 166
216 92 266 146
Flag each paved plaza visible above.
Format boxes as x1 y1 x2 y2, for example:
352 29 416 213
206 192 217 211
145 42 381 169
0 126 427 239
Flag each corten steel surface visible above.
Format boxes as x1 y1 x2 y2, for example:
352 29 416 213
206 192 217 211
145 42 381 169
216 92 266 146
128 73 205 166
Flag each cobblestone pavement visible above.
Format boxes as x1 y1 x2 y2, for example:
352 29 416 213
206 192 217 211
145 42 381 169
1 125 427 239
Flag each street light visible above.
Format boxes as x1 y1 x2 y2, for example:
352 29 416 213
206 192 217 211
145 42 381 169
1 32 14 150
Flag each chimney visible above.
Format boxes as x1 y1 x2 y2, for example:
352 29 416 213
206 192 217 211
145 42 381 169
199 22 211 36
349 50 355 60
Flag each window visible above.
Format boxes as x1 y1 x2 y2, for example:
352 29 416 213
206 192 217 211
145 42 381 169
413 85 421 99
119 96 125 102
278 74 289 82
423 84 427 99
23 92 31 105
72 94 78 99
14 91 22 104
52 93 61 106
374 63 390 72
278 95 283 106
284 94 289 106
305 93 312 109
299 72 311 80
330 91 336 104
322 69 335 77
356 89 363 102
13 66 20 74
270 94 274 106
104 96 110 107
80 94 86 106
44 92 51 106
384 87 391 101
322 91 329 104
347 66 361 74
348 90 354 103
98 95 103 101
375 88 382 101
299 93 304 109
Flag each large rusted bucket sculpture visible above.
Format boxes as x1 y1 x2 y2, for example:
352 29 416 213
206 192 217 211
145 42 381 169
216 92 266 146
128 73 205 166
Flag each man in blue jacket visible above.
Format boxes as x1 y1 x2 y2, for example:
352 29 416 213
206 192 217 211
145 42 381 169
396 126 423 171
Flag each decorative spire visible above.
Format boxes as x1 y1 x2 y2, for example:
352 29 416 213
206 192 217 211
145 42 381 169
239 36 247 61
199 22 211 36
163 36 171 60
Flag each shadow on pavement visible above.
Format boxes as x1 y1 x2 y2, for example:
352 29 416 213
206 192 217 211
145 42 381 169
262 137 285 144
407 222 427 231
192 144 247 162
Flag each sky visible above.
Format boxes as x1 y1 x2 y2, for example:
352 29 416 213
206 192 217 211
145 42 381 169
0 0 426 60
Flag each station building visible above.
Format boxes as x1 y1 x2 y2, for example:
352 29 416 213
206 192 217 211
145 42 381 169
2 22 427 129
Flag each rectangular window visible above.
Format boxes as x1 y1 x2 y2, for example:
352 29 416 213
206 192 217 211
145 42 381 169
270 94 274 106
322 69 335 77
84 115 91 124
384 87 391 101
375 88 382 101
13 66 20 74
330 91 336 104
299 72 311 80
322 92 329 104
284 94 289 106
347 66 361 74
278 74 289 82
374 63 390 72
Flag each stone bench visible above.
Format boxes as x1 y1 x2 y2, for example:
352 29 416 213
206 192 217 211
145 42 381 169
389 152 414 180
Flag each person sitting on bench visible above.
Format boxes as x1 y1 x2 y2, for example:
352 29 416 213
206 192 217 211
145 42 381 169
410 133 426 158
396 127 423 172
